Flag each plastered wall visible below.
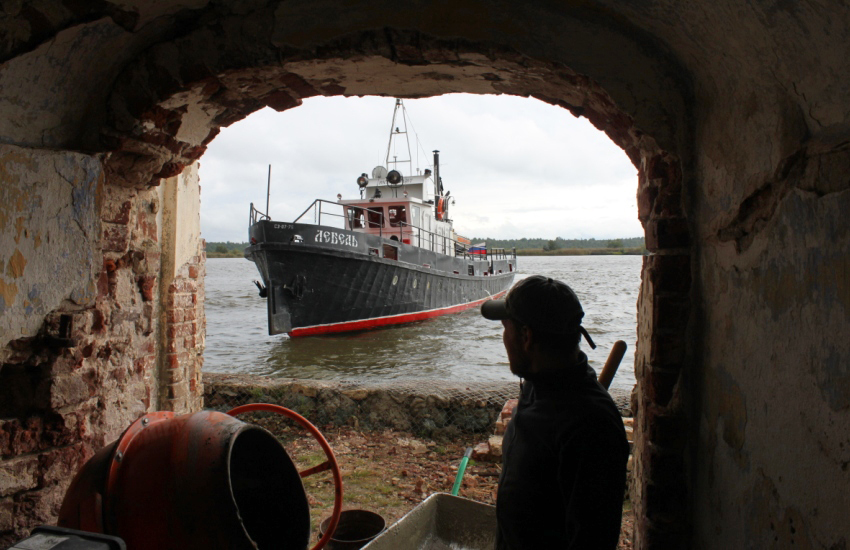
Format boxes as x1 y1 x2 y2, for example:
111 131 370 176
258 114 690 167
0 146 101 349
692 86 850 548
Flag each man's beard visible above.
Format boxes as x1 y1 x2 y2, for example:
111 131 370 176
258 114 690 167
509 358 532 378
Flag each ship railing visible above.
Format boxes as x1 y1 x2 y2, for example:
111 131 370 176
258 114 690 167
293 199 381 233
395 222 483 258
395 221 450 255
456 246 517 261
286 200 518 264
249 202 270 226
392 223 520 263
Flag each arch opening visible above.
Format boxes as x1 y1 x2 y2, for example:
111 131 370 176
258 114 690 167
0 24 692 550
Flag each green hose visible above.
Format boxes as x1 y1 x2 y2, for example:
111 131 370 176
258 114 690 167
451 447 474 496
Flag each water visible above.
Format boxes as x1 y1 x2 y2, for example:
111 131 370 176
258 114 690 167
203 255 642 391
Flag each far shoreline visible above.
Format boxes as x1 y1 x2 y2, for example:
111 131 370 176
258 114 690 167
206 247 646 259
515 247 646 256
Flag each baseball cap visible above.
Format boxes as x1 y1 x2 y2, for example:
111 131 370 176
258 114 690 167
481 275 596 349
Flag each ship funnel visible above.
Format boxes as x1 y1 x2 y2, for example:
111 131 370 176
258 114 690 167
433 150 443 198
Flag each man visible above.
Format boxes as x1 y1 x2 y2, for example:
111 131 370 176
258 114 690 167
481 275 629 549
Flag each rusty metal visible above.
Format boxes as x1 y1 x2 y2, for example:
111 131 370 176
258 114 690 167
227 403 344 550
59 410 310 550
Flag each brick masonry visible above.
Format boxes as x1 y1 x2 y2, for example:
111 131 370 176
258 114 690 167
631 153 691 549
0 185 161 545
0 179 206 546
161 252 205 412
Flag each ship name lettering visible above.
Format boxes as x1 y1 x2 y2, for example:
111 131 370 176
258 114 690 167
315 230 357 248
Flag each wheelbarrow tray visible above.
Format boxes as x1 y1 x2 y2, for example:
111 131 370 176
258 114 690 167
362 493 496 550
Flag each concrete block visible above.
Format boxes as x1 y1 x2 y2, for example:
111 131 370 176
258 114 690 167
471 441 491 461
0 497 13 531
487 435 503 458
0 456 39 497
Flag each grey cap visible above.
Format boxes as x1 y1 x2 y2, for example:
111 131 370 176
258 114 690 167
481 275 596 349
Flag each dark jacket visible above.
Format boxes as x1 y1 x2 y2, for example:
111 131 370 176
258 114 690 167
496 354 629 549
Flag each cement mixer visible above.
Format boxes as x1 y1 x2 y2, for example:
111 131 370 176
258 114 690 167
58 405 343 550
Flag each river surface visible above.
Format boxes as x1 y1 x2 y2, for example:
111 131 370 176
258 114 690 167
203 255 642 391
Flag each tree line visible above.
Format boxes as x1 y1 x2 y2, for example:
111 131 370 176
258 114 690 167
206 241 247 257
469 236 645 251
206 236 645 256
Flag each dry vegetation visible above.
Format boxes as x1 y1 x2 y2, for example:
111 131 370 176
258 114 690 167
246 417 633 549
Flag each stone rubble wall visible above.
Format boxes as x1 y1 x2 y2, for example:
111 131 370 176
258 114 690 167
204 372 632 436
204 372 518 438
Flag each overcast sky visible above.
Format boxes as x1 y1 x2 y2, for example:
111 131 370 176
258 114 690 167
198 94 641 243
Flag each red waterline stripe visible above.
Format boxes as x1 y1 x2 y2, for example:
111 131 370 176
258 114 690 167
289 290 508 337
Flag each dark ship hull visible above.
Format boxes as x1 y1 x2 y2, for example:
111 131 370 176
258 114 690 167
246 220 516 336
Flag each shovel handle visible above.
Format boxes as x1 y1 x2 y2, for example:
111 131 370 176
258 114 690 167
451 447 473 496
598 340 627 390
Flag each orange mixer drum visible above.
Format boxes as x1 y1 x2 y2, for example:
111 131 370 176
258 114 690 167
58 410 310 550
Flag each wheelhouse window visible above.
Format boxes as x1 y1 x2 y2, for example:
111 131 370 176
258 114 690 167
388 205 407 227
347 207 366 229
367 207 384 228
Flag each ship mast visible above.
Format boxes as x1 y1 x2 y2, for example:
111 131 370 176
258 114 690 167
385 99 414 178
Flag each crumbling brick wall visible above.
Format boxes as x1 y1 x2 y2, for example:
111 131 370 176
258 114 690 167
1 184 159 545
0 160 205 546
162 251 206 412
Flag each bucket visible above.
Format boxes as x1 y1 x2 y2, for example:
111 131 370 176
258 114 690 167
319 510 386 550
58 411 311 550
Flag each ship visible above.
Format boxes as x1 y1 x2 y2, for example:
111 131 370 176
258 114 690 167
245 99 517 337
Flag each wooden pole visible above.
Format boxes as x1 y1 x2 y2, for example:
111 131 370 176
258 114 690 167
598 340 627 390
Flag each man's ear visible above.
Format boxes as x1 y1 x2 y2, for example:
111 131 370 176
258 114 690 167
520 325 534 352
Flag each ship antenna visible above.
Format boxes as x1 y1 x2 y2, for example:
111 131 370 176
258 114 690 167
265 164 271 217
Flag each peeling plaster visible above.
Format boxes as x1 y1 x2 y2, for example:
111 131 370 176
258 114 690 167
814 347 850 413
706 364 748 458
0 145 102 348
745 473 821 550
6 249 26 278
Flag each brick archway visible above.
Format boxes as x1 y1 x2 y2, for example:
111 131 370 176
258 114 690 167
0 12 692 548
102 29 693 548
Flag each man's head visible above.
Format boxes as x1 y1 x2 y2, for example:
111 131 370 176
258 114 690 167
481 275 595 376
